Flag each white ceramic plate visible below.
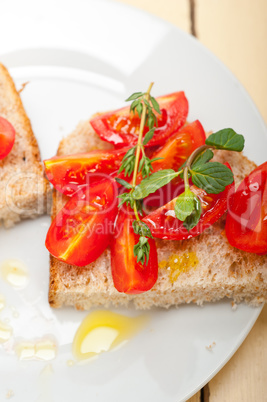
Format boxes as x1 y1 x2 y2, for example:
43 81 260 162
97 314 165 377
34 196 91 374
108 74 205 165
0 1 266 401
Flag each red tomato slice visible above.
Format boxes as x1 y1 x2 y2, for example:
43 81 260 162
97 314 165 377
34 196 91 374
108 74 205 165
142 120 206 208
0 116 16 159
225 162 267 254
45 179 118 266
90 92 188 147
117 120 205 187
44 147 129 196
142 164 234 240
110 206 158 294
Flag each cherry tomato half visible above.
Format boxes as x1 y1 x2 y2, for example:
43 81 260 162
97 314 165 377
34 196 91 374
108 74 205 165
110 206 158 294
46 179 118 266
90 92 188 148
142 120 206 208
0 116 16 159
142 164 234 240
138 120 205 181
225 162 267 254
44 147 129 196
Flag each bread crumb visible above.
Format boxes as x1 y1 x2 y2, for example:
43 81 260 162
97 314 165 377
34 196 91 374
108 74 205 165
231 301 238 311
18 81 29 93
206 341 216 351
6 390 14 399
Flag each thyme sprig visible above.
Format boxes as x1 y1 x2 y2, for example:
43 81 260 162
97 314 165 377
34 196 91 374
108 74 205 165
116 82 161 264
118 87 161 179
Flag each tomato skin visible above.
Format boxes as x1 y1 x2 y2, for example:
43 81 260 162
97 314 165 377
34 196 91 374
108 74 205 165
142 163 234 240
116 120 206 209
90 92 188 148
45 179 118 266
44 147 129 197
110 206 158 294
142 120 206 208
225 162 267 254
0 117 16 159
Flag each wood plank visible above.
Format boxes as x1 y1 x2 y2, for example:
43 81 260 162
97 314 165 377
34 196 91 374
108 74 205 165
206 304 267 401
115 0 190 33
196 2 267 400
187 390 201 402
196 0 267 124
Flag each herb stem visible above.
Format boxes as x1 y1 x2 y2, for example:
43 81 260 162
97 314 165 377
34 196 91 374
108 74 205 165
133 201 140 221
186 144 209 168
183 166 190 189
132 82 154 187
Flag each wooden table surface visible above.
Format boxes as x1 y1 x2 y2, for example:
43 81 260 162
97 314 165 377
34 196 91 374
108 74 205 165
117 1 267 401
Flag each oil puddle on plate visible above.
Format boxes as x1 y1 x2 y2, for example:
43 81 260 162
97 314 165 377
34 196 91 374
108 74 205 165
72 310 148 361
0 259 29 288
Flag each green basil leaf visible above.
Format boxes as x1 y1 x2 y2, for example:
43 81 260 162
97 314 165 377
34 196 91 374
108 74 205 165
205 129 245 151
125 92 143 101
132 169 179 200
115 178 133 189
192 149 214 169
150 96 161 114
143 128 155 145
183 196 202 231
174 188 195 221
191 162 234 194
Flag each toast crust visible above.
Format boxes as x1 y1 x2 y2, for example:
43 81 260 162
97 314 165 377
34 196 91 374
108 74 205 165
48 121 267 309
0 64 51 227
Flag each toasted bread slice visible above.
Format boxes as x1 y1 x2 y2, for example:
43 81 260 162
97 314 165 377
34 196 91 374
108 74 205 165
48 121 267 309
0 64 51 227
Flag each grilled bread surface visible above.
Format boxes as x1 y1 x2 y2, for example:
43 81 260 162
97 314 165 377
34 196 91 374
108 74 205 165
49 121 267 309
0 64 50 227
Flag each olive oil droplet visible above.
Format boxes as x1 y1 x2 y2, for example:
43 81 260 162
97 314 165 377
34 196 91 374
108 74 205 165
73 310 148 361
0 294 5 311
15 339 57 361
0 259 28 288
0 320 13 343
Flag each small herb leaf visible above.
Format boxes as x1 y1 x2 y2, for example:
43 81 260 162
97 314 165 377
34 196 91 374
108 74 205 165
191 162 234 194
136 102 143 118
115 178 133 189
205 129 245 152
133 236 150 264
143 128 155 145
147 114 155 130
130 99 139 112
150 96 161 114
125 92 143 102
117 192 134 208
192 149 214 169
174 188 195 221
132 220 153 238
183 196 202 231
132 169 179 200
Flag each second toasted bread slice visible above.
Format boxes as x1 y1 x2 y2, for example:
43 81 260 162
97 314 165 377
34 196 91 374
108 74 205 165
0 64 50 227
